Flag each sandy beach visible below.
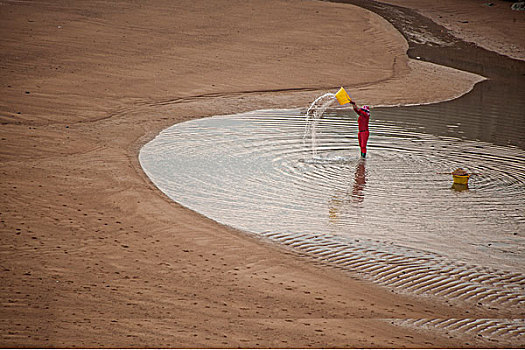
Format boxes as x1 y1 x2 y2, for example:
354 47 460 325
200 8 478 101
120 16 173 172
1 0 523 347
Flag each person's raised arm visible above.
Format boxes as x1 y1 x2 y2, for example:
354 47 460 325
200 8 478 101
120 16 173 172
351 101 360 114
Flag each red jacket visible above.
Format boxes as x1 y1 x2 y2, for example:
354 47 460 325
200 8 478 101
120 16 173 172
357 108 370 132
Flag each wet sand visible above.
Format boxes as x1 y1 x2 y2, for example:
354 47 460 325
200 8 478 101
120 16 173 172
0 0 522 347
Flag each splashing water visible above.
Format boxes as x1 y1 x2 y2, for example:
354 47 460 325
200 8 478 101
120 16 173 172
303 93 336 156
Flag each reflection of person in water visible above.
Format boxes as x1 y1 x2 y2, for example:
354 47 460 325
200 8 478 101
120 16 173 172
328 160 367 221
352 159 367 202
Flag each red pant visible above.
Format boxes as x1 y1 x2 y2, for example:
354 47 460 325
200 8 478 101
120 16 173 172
358 131 369 154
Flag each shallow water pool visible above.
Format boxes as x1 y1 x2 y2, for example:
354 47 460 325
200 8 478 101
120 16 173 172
140 105 524 309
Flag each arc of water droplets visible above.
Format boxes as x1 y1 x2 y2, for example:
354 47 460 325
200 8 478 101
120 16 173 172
303 93 336 156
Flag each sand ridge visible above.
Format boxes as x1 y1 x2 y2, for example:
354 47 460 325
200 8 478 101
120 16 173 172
0 0 517 347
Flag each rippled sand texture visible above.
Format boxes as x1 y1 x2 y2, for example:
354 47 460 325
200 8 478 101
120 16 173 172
140 108 525 344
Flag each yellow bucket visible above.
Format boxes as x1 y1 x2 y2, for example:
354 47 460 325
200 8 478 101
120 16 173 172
452 174 470 185
335 87 351 105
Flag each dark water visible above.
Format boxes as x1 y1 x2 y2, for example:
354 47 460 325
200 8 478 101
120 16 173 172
385 80 525 149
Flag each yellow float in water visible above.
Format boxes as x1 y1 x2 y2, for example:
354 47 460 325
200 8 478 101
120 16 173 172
335 87 351 105
451 168 470 184
452 174 470 185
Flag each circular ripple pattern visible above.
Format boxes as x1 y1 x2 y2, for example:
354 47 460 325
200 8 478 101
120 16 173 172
140 109 525 311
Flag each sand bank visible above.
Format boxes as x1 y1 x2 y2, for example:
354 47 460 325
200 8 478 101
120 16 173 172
381 0 525 61
0 0 517 347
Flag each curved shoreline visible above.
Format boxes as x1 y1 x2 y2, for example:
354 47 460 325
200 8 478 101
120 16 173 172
1 0 522 347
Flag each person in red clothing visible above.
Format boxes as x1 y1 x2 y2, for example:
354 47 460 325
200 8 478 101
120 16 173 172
350 101 370 158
